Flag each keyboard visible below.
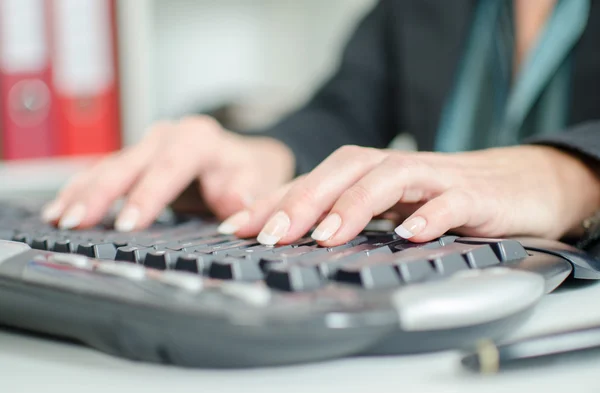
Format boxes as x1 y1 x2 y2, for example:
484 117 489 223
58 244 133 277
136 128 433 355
0 199 598 368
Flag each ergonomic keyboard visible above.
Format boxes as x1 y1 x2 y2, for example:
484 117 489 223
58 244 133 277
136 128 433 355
0 199 599 368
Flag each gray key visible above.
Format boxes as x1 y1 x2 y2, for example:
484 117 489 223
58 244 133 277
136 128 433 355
455 238 528 262
265 264 324 292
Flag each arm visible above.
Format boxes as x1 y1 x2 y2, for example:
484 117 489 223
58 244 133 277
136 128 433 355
257 0 399 175
526 121 600 241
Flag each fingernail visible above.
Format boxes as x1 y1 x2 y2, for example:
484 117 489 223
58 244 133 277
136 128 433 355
41 201 64 222
58 204 86 230
115 206 140 232
395 216 427 239
311 213 342 241
218 210 251 234
257 211 290 245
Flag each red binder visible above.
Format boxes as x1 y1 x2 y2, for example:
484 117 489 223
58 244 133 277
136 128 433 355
0 0 56 160
50 0 120 156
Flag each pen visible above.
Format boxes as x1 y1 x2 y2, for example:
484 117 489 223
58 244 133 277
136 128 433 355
461 324 600 373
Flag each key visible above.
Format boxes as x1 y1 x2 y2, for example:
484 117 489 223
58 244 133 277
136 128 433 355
259 246 328 272
174 253 212 274
209 257 263 281
143 250 182 270
167 236 234 251
334 262 401 289
52 239 79 253
265 264 324 292
115 246 152 263
396 258 436 283
455 238 528 262
31 236 57 251
332 252 431 285
439 242 500 268
394 247 469 276
297 243 394 277
205 240 260 255
76 243 118 260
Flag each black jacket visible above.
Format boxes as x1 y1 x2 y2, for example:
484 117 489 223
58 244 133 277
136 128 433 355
260 0 600 175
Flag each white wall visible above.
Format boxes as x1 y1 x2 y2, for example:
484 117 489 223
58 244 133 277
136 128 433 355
118 0 376 144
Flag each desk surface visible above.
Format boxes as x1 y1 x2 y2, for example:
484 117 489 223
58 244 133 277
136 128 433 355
1 281 600 393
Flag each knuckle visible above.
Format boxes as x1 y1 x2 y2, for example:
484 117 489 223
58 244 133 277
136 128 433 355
336 144 363 157
334 145 384 162
155 150 183 174
147 121 173 138
288 183 319 210
179 115 221 133
344 183 373 209
384 154 420 171
127 186 156 211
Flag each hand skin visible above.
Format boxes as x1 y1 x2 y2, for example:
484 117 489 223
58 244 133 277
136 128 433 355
41 116 295 231
220 144 600 247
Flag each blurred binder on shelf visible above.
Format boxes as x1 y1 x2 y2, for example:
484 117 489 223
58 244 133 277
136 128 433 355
0 0 56 160
51 0 121 156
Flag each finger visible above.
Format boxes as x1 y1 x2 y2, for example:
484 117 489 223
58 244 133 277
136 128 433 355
394 188 477 242
201 168 260 220
115 118 222 231
313 155 448 246
252 145 387 245
216 178 299 237
51 123 170 229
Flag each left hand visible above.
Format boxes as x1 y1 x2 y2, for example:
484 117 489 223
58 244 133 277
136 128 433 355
217 144 600 246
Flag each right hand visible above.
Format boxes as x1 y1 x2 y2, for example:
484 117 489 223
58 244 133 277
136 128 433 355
41 116 296 231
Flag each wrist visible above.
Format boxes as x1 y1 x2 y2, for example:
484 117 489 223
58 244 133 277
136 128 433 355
543 146 600 238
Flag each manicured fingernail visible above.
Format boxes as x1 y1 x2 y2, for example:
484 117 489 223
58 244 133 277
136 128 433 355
41 201 64 222
395 216 427 239
218 210 250 234
115 206 140 232
257 211 290 245
58 204 86 229
311 213 342 241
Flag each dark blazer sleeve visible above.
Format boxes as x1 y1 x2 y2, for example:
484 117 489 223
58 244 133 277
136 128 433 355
255 0 399 175
527 121 600 162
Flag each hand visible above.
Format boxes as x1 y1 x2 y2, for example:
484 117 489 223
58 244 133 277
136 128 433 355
41 116 295 231
220 144 600 246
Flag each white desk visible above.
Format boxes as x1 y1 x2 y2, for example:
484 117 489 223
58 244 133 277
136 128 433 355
1 281 600 393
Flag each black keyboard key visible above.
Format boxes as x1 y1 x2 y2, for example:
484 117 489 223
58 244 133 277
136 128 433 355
52 239 79 253
455 238 528 262
265 264 324 292
31 236 57 251
174 254 212 274
76 243 117 260
143 250 182 270
334 263 401 289
209 257 263 281
115 246 152 263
